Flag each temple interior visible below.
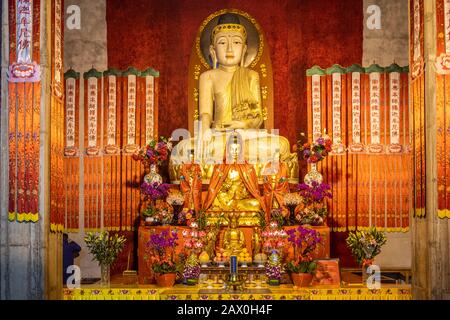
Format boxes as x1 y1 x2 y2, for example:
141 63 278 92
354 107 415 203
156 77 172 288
0 0 449 301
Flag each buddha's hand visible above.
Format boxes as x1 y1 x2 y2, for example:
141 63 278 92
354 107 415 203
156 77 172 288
218 120 247 130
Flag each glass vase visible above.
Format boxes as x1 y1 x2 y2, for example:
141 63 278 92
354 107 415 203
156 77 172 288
100 263 110 287
304 162 323 186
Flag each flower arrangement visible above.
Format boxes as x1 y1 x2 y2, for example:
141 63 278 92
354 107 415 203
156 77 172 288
297 181 332 204
346 227 387 266
177 208 194 226
296 181 332 226
146 229 181 274
183 254 201 283
265 250 283 283
141 182 170 201
181 221 206 283
133 136 172 167
84 231 126 266
181 221 206 255
261 221 288 254
270 208 286 227
285 226 322 274
142 200 173 225
166 191 185 206
297 133 332 164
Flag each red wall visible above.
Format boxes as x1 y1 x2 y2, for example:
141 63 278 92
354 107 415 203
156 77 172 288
106 0 363 268
106 0 363 147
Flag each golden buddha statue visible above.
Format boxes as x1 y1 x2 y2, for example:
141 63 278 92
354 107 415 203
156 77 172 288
169 13 298 183
211 167 261 212
222 213 246 256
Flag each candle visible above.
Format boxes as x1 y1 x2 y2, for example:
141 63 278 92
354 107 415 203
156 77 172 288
230 256 238 274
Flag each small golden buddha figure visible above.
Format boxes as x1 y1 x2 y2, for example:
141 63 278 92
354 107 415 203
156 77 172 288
211 135 261 212
222 213 246 256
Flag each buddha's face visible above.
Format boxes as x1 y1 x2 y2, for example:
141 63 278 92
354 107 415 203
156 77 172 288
211 31 247 67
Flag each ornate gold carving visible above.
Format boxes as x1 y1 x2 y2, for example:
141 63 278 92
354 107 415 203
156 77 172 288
194 64 201 80
211 23 247 42
262 106 268 121
261 85 268 100
193 87 199 102
260 64 267 78
194 108 199 120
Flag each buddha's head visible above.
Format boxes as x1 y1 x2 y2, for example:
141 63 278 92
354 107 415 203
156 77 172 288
210 13 247 68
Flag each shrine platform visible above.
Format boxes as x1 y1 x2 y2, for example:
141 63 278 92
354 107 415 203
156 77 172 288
63 285 411 300
63 273 412 300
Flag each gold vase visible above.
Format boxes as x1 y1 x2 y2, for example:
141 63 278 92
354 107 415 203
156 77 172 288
304 163 323 186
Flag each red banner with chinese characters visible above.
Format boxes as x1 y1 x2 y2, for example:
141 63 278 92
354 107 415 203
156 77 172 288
64 70 80 232
64 67 159 231
306 64 411 232
83 69 102 231
8 0 41 223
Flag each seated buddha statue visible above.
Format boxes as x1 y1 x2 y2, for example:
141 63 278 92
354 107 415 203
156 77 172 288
222 213 246 256
170 13 297 182
211 167 261 212
209 134 261 212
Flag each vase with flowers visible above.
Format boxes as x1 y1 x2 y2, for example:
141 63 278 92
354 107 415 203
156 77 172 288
346 227 387 284
146 229 181 287
285 226 322 287
297 133 332 185
133 137 172 184
296 181 332 226
84 231 126 287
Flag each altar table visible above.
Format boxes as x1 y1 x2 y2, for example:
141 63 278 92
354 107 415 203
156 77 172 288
137 225 328 284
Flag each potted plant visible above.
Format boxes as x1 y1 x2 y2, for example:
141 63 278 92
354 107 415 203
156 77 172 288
84 231 126 287
285 226 322 287
346 227 387 283
146 229 180 287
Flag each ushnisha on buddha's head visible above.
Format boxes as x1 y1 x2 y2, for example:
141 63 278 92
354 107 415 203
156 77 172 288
210 13 248 68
